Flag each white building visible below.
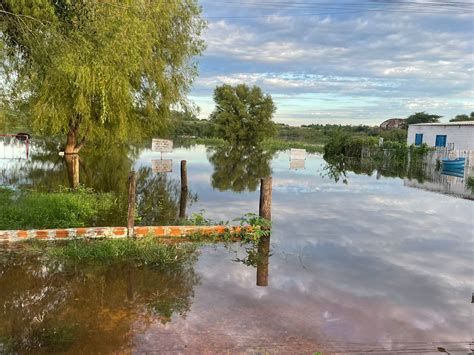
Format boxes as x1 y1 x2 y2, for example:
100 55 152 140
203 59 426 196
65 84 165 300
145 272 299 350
407 122 474 151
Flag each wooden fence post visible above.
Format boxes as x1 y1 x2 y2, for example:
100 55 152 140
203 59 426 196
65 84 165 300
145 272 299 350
259 177 272 221
127 171 136 238
179 160 188 219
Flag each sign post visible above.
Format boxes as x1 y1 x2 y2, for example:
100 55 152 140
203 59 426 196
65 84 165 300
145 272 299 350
290 148 306 160
152 139 173 159
151 139 173 172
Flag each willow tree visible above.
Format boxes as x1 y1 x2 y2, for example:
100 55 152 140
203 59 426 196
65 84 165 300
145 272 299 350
210 84 276 144
0 0 205 153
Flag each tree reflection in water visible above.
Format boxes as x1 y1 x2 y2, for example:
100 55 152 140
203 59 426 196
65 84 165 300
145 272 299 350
136 167 197 225
208 143 274 192
4 141 198 226
230 235 271 287
322 155 428 184
0 248 200 353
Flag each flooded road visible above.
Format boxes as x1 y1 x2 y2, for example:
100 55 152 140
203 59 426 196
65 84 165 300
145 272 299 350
1 144 473 353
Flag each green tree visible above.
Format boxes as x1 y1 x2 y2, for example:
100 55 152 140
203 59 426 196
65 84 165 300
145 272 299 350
450 112 474 122
405 112 441 125
210 84 276 143
1 1 205 153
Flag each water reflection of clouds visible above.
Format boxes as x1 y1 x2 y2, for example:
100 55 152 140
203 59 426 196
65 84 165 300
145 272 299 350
129 146 473 351
166 148 473 351
136 241 470 351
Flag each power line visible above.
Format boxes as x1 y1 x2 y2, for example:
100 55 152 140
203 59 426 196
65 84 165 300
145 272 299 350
201 0 474 19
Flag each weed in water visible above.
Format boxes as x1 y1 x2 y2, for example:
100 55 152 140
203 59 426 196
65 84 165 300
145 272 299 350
48 237 198 267
33 325 76 352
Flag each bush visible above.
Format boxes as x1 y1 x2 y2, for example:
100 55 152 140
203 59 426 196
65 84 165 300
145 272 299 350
467 176 474 192
0 186 117 230
323 131 378 158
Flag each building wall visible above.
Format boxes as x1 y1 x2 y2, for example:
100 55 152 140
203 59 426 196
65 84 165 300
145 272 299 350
407 125 474 150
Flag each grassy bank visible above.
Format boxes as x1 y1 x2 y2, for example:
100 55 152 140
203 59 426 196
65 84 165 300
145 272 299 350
0 186 118 230
262 139 323 153
178 137 323 153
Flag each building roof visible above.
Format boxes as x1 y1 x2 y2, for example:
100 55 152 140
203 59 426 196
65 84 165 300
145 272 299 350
409 121 474 126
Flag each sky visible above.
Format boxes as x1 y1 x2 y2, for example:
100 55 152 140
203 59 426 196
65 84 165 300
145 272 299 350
189 0 474 126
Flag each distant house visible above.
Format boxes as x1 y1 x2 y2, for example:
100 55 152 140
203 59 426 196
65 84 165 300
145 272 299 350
380 118 406 129
407 122 474 151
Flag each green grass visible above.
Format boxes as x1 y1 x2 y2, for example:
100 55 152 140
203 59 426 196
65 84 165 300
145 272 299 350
47 237 198 266
262 138 324 153
179 137 323 153
0 186 117 230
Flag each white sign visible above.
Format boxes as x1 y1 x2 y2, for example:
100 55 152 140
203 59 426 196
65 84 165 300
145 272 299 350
152 139 173 153
290 159 305 170
152 159 173 173
290 148 306 160
379 137 384 147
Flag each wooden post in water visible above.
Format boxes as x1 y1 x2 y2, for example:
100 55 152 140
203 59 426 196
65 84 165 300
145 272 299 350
259 177 272 221
257 176 272 287
256 236 270 287
179 160 188 219
127 171 136 238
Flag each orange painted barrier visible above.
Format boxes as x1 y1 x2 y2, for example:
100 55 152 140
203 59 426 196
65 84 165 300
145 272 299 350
0 225 249 243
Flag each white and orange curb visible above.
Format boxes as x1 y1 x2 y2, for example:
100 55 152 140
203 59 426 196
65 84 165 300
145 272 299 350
0 225 249 243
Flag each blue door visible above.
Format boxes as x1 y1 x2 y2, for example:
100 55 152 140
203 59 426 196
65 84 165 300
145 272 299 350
415 133 423 145
435 135 447 147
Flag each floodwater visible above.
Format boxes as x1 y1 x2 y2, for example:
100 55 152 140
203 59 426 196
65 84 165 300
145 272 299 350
1 142 473 354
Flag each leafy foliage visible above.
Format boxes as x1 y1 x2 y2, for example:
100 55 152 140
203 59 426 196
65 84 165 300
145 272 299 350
406 112 441 124
323 130 379 158
210 84 277 144
450 112 474 122
1 0 205 151
467 176 474 192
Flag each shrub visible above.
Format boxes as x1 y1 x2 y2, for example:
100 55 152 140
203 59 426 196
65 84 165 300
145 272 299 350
323 131 378 158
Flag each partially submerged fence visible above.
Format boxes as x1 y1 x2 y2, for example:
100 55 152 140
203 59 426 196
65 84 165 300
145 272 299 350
0 225 248 243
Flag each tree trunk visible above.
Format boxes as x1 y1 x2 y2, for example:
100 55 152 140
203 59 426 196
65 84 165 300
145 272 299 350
65 153 80 188
65 128 77 154
65 126 86 154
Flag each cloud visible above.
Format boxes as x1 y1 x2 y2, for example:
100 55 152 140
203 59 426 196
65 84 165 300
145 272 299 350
192 2 474 124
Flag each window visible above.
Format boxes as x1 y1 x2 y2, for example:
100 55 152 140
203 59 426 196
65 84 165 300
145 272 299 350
415 133 423 145
435 135 447 147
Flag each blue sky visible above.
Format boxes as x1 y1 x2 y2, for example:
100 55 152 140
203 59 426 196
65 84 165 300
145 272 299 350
190 0 473 125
